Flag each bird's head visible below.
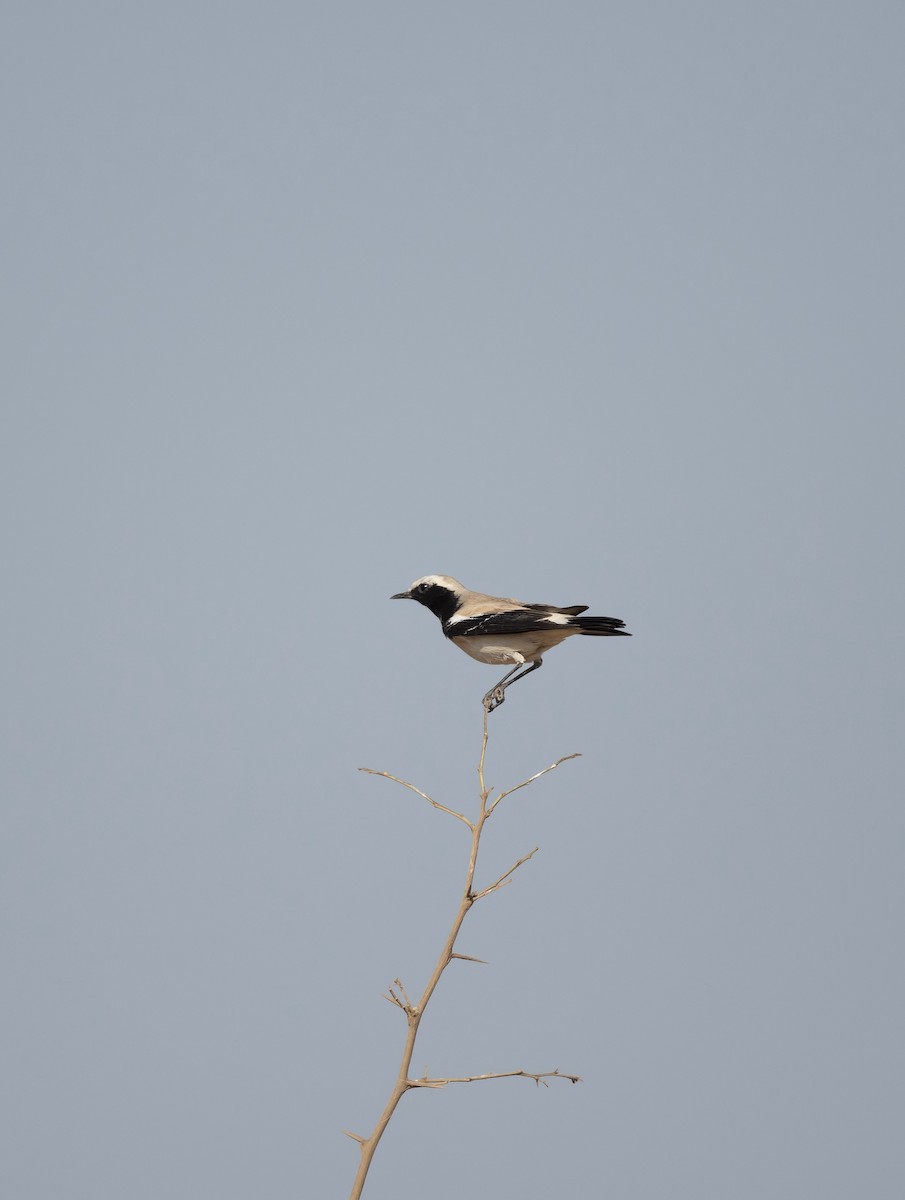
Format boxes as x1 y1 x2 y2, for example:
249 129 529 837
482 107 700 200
391 575 465 621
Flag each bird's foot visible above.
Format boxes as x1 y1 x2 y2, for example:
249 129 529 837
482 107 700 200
483 686 506 712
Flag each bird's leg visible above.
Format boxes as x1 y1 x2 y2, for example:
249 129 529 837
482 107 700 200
482 659 544 712
483 664 522 711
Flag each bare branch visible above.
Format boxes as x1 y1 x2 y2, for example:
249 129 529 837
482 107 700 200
343 1130 367 1144
410 1068 581 1088
359 768 474 828
473 847 539 900
487 753 581 814
348 711 582 1199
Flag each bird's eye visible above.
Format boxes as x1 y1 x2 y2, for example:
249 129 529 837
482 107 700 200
416 582 430 594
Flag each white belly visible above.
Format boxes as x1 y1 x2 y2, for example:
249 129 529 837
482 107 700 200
450 632 561 666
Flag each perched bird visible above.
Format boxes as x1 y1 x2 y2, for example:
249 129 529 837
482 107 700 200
391 575 630 711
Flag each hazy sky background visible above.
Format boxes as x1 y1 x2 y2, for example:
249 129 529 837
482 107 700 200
3 3 903 1197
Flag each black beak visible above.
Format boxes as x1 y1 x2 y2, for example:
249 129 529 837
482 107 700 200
390 591 411 600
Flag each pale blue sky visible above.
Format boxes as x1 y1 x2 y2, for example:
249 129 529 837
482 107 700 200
3 3 904 1197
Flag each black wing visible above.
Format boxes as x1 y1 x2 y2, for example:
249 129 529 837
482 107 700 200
445 610 573 639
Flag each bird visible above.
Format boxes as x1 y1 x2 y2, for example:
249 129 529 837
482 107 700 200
391 575 630 711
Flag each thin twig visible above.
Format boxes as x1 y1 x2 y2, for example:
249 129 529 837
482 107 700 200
392 979 412 1012
358 768 473 828
487 753 582 814
410 1069 581 1089
473 847 539 900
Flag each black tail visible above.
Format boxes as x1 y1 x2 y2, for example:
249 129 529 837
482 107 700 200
573 615 630 636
